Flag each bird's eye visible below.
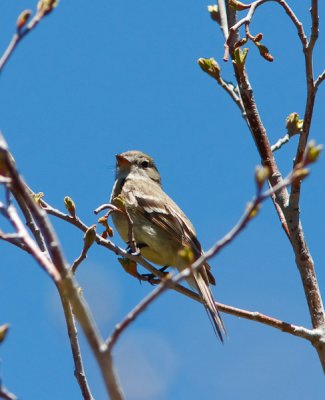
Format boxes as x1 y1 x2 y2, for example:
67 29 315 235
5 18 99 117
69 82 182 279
141 160 150 169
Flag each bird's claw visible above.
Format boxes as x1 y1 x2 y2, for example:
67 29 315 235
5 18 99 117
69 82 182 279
125 243 141 256
141 266 169 285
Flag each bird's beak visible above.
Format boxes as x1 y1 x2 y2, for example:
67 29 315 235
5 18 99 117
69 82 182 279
116 154 131 168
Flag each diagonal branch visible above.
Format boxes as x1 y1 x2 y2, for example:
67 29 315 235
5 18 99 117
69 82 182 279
0 3 58 73
0 135 124 400
106 169 317 351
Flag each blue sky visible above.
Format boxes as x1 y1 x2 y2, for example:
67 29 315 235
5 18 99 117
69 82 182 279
0 1 325 399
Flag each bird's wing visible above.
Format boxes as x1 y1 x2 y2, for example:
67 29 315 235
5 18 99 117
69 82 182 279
123 179 216 285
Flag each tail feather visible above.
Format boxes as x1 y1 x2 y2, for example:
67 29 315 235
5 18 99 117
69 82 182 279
193 271 226 342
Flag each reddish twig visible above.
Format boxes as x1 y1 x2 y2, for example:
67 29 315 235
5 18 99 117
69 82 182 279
220 3 325 371
224 0 307 61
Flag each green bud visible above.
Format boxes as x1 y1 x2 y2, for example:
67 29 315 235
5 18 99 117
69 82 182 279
286 112 303 136
305 140 323 165
83 224 97 250
255 165 270 191
234 48 249 70
292 168 309 182
37 0 59 16
64 196 76 218
247 202 260 219
34 192 44 206
197 57 221 80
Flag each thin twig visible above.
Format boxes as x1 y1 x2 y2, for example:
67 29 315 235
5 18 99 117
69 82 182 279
271 133 290 152
289 0 319 207
11 188 48 253
107 282 316 353
217 0 229 39
224 0 307 60
71 249 88 274
60 296 94 400
0 385 17 400
0 231 31 254
315 69 325 90
309 0 319 51
0 5 57 73
3 201 61 281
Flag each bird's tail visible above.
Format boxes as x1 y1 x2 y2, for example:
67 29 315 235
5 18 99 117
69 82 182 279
192 271 226 342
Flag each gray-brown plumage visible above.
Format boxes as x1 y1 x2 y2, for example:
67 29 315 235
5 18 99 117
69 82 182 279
110 150 225 341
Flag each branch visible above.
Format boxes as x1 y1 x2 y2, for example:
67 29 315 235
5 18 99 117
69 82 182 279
270 133 290 152
0 200 61 281
224 0 307 60
0 2 58 73
107 168 316 350
309 0 319 51
108 284 316 353
11 189 48 253
198 57 246 116
0 135 124 399
223 4 325 372
0 231 32 254
71 225 97 274
315 69 325 90
60 295 94 400
0 386 17 400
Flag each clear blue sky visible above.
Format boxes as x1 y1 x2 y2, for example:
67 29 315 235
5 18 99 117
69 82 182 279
0 1 325 399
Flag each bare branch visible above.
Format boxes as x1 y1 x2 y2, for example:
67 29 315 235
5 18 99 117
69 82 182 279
271 133 290 152
223 3 325 371
71 225 97 274
224 0 307 59
315 69 325 90
0 3 57 73
0 135 124 399
309 0 319 51
11 189 48 253
60 296 94 400
0 385 17 400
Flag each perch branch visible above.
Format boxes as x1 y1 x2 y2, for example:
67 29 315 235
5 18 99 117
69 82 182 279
107 167 316 350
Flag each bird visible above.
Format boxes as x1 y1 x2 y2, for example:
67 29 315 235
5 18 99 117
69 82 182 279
110 150 225 341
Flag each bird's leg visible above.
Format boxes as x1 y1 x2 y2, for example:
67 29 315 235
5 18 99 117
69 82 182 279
141 266 170 285
125 241 141 256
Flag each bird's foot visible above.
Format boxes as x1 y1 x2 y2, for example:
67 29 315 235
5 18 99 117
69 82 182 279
141 266 169 285
125 242 141 256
